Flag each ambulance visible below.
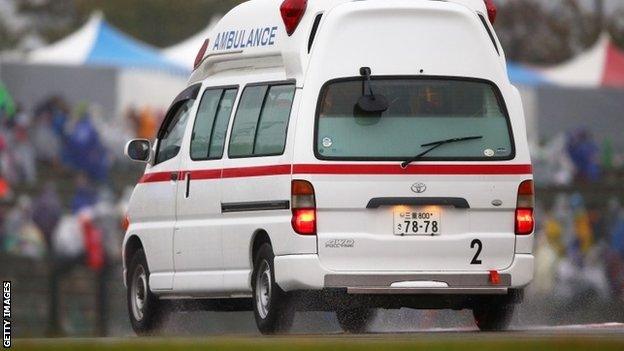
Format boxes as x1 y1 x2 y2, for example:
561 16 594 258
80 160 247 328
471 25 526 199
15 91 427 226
123 0 534 334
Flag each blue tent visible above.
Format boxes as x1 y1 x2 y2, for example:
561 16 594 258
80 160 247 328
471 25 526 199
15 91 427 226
30 13 188 74
507 61 550 86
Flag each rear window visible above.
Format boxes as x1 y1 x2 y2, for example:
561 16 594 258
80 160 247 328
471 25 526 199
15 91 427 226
315 78 514 161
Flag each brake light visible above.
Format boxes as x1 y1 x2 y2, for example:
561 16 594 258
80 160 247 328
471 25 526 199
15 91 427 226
280 0 307 36
291 180 316 235
484 0 497 24
194 38 209 69
515 180 534 235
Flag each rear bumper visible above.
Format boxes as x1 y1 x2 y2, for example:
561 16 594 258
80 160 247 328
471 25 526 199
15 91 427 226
274 253 533 294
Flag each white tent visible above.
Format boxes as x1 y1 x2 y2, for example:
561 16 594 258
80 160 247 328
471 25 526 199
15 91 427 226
162 17 221 70
540 34 610 88
29 12 186 73
15 12 189 118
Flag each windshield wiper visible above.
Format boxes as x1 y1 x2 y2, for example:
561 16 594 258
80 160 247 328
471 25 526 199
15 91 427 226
400 135 483 168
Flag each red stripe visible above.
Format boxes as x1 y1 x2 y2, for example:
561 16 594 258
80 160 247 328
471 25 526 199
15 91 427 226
188 169 221 180
292 164 533 175
138 163 532 183
139 172 172 183
222 164 292 178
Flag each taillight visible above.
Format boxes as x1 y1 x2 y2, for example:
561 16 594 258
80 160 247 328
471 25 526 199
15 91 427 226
280 0 307 36
291 180 316 235
194 38 209 70
484 0 497 24
515 180 534 235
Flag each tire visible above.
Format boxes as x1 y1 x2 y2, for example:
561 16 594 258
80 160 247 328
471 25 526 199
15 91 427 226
126 248 168 335
473 303 515 331
252 243 295 334
336 308 376 333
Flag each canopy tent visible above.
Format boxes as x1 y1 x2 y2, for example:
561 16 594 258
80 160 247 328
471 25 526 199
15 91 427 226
162 17 220 70
541 34 624 88
29 12 186 74
507 62 550 86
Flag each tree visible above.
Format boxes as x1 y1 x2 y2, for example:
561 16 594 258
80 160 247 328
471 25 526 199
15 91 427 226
495 0 603 65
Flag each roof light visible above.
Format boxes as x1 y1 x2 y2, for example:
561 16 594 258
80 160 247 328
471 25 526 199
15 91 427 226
484 0 497 24
194 38 209 70
280 0 307 36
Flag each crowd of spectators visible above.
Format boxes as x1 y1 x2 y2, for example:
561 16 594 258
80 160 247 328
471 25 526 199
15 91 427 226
531 129 624 309
0 94 163 335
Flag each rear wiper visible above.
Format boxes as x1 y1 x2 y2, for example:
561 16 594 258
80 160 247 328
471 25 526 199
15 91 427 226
400 135 483 168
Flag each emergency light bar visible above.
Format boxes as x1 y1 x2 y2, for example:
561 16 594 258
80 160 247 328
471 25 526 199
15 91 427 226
280 0 307 36
484 0 497 24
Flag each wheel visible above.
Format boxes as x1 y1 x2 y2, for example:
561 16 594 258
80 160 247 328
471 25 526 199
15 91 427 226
473 303 515 331
336 308 376 333
127 248 168 335
252 243 295 334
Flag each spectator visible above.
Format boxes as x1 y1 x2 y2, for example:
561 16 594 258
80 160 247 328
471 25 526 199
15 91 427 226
138 106 158 140
32 108 62 164
63 103 110 181
13 124 37 185
71 173 98 214
2 195 46 259
567 128 601 183
32 182 62 252
0 81 16 123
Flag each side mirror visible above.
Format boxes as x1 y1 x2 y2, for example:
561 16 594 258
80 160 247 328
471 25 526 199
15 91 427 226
125 139 151 163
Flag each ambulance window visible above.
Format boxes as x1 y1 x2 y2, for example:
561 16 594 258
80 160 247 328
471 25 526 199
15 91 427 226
316 78 513 160
254 85 295 155
209 89 237 159
191 90 221 160
190 88 238 160
155 100 195 164
229 83 295 158
229 86 267 157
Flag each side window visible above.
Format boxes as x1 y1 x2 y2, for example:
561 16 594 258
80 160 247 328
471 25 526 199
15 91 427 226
228 86 267 157
254 85 295 155
209 89 237 158
190 88 238 160
155 99 194 165
228 83 295 158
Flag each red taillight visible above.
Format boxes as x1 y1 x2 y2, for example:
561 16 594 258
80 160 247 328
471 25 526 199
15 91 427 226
515 208 534 235
292 208 316 235
515 180 534 235
280 0 307 36
484 0 497 24
291 180 316 235
489 270 501 285
194 38 209 69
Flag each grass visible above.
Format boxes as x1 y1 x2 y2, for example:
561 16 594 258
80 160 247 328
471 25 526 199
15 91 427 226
15 334 624 351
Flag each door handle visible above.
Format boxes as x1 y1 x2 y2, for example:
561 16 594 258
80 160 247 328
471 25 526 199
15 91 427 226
170 172 179 181
185 172 191 198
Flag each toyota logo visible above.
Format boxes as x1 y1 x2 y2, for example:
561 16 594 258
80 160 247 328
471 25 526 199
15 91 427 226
411 183 427 193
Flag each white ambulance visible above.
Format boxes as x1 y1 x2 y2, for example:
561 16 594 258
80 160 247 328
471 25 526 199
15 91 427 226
123 0 534 334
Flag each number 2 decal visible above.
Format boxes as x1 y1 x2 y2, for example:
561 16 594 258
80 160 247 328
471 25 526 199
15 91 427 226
470 239 483 265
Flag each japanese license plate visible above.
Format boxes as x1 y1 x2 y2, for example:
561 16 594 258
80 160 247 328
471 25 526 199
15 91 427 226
394 208 441 235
